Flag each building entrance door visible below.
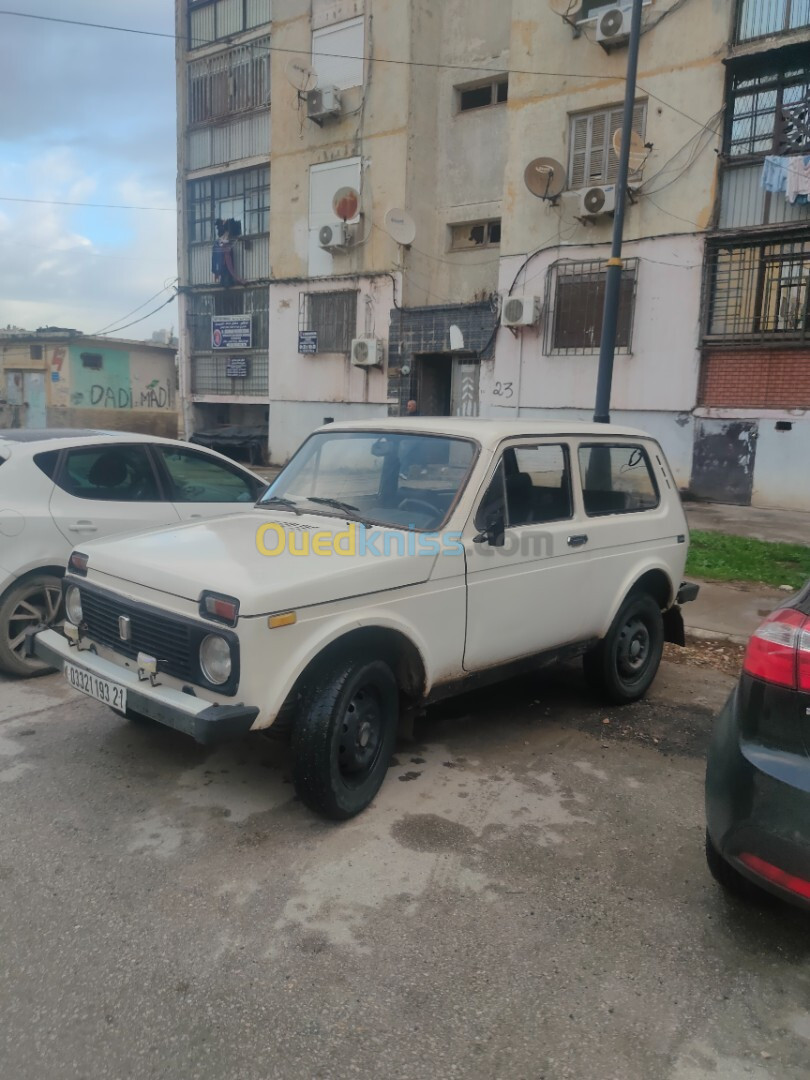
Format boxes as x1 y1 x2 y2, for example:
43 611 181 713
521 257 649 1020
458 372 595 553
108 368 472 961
416 354 479 416
6 370 47 429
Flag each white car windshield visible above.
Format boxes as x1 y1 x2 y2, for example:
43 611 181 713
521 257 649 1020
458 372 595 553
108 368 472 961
260 430 477 531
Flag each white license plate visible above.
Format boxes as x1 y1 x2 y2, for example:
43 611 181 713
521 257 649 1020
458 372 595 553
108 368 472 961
64 661 127 713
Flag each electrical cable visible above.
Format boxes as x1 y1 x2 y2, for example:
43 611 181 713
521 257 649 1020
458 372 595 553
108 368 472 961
93 280 178 335
96 291 178 338
0 195 175 212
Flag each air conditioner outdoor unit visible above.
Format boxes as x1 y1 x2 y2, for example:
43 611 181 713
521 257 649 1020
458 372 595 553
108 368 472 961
579 184 616 218
318 222 359 253
307 85 341 121
594 5 632 45
501 295 540 328
351 338 384 367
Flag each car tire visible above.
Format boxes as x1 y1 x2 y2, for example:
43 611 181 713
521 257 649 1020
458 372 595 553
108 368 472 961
0 573 63 678
705 830 775 906
291 658 399 820
584 592 664 705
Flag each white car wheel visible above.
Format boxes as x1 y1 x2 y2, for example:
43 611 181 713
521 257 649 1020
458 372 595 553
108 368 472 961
0 574 63 677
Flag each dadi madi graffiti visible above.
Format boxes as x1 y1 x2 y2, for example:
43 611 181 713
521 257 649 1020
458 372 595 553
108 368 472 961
58 346 175 411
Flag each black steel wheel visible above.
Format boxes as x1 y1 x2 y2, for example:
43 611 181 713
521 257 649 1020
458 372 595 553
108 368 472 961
584 592 664 704
0 574 63 677
291 658 399 820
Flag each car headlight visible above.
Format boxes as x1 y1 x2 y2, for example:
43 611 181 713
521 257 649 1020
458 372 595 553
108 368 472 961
65 585 83 625
199 634 232 685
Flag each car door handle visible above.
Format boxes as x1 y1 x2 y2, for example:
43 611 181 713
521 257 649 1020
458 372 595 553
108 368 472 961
567 534 588 547
68 521 98 534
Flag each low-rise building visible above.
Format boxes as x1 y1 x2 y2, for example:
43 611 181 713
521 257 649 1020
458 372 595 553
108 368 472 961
0 331 177 437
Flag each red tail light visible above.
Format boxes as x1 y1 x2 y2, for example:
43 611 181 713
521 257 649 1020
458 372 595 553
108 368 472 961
739 853 810 901
743 608 810 690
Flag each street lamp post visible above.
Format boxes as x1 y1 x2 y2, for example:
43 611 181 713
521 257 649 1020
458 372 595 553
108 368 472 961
593 0 645 424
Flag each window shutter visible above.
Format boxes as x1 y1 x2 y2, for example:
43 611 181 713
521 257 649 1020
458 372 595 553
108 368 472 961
588 111 608 185
607 102 646 182
569 114 589 190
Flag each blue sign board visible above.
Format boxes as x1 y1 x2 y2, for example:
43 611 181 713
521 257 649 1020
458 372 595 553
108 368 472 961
212 316 252 350
298 330 318 354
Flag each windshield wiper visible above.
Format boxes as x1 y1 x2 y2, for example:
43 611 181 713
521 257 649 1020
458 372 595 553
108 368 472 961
260 495 301 515
305 496 371 524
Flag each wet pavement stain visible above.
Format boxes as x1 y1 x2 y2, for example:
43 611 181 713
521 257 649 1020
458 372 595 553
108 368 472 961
391 813 477 853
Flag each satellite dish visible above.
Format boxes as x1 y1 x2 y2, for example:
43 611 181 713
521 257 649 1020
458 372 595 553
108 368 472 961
548 0 583 19
384 208 417 247
332 186 360 222
524 157 567 200
612 128 648 174
286 59 318 94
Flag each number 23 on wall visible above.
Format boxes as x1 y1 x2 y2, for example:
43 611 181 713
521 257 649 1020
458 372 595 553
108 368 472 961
493 381 514 399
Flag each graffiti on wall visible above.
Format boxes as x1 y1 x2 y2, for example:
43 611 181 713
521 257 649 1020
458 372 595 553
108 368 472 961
75 379 173 409
67 346 174 411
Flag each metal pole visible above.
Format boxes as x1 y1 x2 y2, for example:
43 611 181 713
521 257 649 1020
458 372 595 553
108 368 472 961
593 0 645 424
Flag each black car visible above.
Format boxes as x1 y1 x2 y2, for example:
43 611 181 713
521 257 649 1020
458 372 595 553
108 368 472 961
706 581 810 910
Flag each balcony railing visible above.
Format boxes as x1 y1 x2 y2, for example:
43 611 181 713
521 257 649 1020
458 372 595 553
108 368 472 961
736 0 810 43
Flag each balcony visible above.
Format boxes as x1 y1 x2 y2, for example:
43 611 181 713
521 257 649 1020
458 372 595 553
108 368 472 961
735 0 810 44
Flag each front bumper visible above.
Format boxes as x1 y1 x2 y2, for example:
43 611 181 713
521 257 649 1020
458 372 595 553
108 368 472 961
30 629 259 746
706 688 810 911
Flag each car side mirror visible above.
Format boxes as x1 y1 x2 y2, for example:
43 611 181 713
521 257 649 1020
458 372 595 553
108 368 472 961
473 510 505 547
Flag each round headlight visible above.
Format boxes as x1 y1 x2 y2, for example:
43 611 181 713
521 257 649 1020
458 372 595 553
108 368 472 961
65 585 83 625
199 634 232 685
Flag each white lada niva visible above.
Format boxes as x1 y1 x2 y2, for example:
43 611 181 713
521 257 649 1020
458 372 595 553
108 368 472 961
31 419 698 819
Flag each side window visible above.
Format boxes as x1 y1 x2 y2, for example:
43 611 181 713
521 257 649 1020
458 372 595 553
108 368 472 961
58 446 160 502
578 444 660 516
157 447 259 503
33 449 60 480
507 445 573 526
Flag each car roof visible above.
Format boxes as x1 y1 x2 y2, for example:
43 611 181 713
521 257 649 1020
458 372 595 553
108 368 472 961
0 430 183 456
315 416 657 449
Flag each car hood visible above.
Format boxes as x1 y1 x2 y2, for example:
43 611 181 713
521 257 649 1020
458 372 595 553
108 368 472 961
79 511 439 616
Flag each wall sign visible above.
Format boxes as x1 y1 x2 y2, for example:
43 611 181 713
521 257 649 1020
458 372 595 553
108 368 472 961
212 316 252 350
225 356 249 378
298 330 318 354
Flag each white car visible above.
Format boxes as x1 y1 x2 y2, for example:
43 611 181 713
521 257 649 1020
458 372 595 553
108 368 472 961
32 419 698 818
0 429 266 675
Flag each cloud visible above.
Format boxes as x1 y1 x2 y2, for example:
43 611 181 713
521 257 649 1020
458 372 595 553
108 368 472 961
0 1 178 338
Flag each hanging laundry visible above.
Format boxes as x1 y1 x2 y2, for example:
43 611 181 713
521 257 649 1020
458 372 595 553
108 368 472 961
786 155 810 205
761 156 790 193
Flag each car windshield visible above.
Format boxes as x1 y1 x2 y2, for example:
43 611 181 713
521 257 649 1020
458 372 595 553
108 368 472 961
259 430 477 531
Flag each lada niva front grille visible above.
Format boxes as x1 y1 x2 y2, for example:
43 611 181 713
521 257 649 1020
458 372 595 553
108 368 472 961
79 585 195 683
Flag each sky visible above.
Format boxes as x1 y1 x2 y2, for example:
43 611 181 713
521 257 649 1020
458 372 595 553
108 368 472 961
0 1 178 340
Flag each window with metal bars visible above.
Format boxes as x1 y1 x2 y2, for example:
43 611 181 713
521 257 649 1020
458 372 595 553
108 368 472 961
703 237 810 342
188 166 269 244
188 0 272 50
727 60 810 159
188 39 270 124
545 259 638 355
188 288 269 354
568 102 646 190
299 291 358 354
735 0 810 43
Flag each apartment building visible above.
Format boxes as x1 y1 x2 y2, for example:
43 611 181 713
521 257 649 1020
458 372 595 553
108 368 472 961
694 0 810 508
176 1 809 508
176 0 510 461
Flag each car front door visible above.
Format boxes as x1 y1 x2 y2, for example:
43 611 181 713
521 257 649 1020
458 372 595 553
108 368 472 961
462 441 596 672
48 443 180 546
152 445 265 522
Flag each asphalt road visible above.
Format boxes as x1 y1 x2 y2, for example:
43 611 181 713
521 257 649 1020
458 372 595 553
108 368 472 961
2 657 809 1080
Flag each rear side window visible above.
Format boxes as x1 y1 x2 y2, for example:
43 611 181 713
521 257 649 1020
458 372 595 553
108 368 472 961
578 444 659 516
58 446 161 502
33 450 60 480
156 447 260 503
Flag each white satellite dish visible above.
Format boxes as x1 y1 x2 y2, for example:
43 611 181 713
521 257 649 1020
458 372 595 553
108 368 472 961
612 128 649 175
549 0 584 20
286 59 318 94
384 208 417 247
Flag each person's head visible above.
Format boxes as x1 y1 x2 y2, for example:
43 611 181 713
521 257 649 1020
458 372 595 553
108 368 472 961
406 399 418 415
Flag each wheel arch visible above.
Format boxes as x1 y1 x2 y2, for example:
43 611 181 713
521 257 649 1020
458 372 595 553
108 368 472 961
272 625 428 740
597 563 675 641
0 564 65 604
